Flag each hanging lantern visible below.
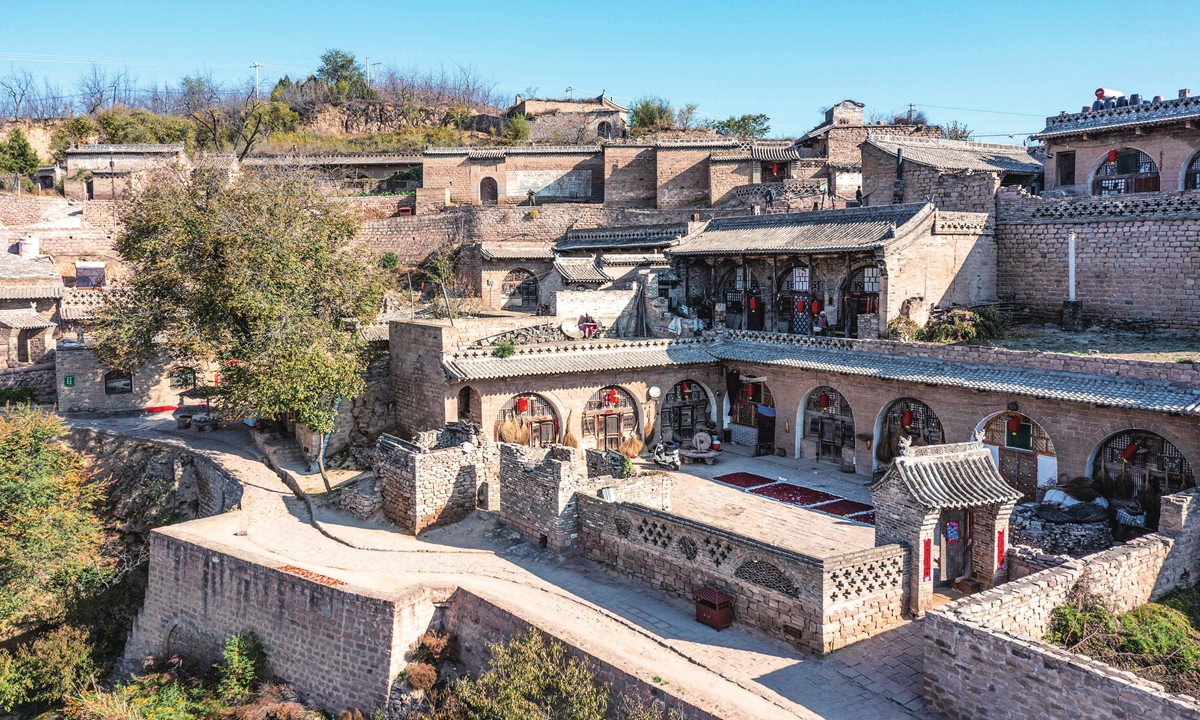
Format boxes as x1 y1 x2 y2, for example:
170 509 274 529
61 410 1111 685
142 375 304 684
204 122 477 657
795 297 805 312
749 296 758 312
819 392 830 410
1122 442 1141 463
811 299 822 314
1006 414 1021 434
515 396 529 414
902 408 914 428
769 163 779 175
1107 148 1118 164
745 382 757 402
606 389 620 406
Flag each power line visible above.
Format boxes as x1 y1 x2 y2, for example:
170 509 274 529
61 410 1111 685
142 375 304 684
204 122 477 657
914 103 1046 118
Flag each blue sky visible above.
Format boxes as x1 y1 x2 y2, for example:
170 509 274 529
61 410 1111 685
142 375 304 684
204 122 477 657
3 0 1197 142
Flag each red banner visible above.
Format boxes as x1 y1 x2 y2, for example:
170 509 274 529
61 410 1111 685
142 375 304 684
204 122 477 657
997 529 1006 568
923 538 932 582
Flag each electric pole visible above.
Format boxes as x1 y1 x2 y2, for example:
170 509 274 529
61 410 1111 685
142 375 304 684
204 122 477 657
251 61 263 101
908 103 914 123
365 56 370 89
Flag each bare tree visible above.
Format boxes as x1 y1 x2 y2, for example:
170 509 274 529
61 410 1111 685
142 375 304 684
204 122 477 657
374 62 506 112
224 81 272 160
676 103 700 131
0 68 37 118
77 64 112 114
28 78 73 118
180 72 226 151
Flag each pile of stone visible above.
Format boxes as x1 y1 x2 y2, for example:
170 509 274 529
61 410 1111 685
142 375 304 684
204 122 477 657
1011 503 1113 557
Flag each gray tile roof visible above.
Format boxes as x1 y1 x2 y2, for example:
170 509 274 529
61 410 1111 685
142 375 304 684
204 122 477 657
68 144 184 154
242 153 422 166
443 338 717 381
0 253 62 282
559 223 688 251
480 244 554 261
0 285 63 300
751 145 804 162
1035 95 1200 139
599 253 670 267
668 203 933 256
0 310 54 330
424 145 601 158
865 135 1044 174
870 442 1023 509
360 324 390 342
710 337 1200 416
554 258 610 284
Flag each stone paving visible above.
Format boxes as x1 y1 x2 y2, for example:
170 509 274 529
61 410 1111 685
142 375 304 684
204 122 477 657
71 415 941 720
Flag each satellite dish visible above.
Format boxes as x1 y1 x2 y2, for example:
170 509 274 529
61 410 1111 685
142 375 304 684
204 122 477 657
562 321 584 340
648 386 662 399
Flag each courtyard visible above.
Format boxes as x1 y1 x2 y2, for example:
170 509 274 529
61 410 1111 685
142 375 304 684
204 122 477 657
75 414 935 720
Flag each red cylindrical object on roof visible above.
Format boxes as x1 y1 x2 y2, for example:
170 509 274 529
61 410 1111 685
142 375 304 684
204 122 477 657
902 408 914 428
1007 414 1021 434
516 396 529 414
1108 149 1118 163
819 392 830 410
1122 442 1141 462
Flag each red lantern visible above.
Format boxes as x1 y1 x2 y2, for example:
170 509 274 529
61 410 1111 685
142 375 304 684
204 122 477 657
515 396 529 414
1006 414 1021 434
1122 442 1141 463
795 297 806 312
1107 149 1118 163
606 389 619 405
749 296 758 312
901 409 914 428
769 163 779 175
819 392 830 410
745 383 756 402
811 299 821 314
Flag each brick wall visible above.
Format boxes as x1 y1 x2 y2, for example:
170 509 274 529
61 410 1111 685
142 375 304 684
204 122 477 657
995 191 1200 331
550 288 638 328
924 487 1200 720
328 194 415 220
124 521 444 714
882 216 997 328
576 496 905 653
1042 124 1200 194
0 194 58 226
708 160 754 205
56 346 213 413
656 149 711 208
604 146 658 207
374 429 498 534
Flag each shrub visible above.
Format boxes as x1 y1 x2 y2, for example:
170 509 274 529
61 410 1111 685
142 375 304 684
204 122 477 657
0 386 36 404
503 114 530 142
379 252 400 270
443 106 472 130
0 625 96 712
218 632 266 701
630 97 674 131
493 341 516 359
916 307 1008 344
405 662 438 692
887 316 920 341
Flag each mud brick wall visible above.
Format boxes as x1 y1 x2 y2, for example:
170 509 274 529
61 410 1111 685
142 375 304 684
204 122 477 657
576 496 904 653
0 194 59 226
994 191 1200 332
550 288 638 327
329 194 415 220
656 148 711 208
124 522 446 714
604 146 658 207
375 434 498 534
444 588 721 720
709 159 754 206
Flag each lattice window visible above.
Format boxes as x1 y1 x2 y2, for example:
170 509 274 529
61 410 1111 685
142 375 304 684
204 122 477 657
734 560 799 598
1094 150 1160 195
1188 154 1200 191
827 557 904 602
703 536 733 567
733 382 774 428
849 266 880 294
782 266 810 293
883 398 944 447
805 387 855 449
495 394 557 447
636 518 674 548
1094 430 1195 496
805 387 852 419
678 536 698 561
614 516 631 537
170 367 196 389
982 414 1054 455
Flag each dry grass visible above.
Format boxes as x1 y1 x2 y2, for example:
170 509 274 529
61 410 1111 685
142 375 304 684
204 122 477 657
561 410 580 449
405 662 438 692
619 434 643 457
498 418 520 443
226 684 314 720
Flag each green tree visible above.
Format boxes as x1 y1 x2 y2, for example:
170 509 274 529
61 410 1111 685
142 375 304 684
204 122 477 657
630 96 674 131
503 114 530 141
48 115 99 164
941 120 974 141
96 106 193 147
0 128 41 176
0 405 103 631
94 165 385 490
710 114 771 138
316 49 375 102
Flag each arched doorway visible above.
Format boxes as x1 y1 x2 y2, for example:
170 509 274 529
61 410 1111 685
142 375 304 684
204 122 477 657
842 265 880 338
802 387 855 464
661 379 714 443
876 398 944 468
583 386 638 451
597 121 613 139
778 265 824 335
729 375 775 456
495 393 557 446
720 267 763 331
1092 148 1159 195
1091 430 1195 530
1185 152 1200 191
457 386 482 424
977 412 1056 501
480 176 499 205
500 268 539 312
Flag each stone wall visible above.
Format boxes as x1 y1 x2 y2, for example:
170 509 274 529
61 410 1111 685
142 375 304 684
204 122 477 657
1009 504 1112 557
994 190 1200 331
924 487 1200 720
498 443 670 552
577 496 905 653
656 148 711 208
328 194 415 220
0 362 56 404
860 143 1003 213
603 146 658 207
374 427 499 534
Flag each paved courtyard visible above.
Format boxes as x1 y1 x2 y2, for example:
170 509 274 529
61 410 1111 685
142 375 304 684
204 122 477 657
71 415 937 720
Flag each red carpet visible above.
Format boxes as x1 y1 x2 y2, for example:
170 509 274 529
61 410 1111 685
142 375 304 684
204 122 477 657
749 483 840 506
812 499 875 518
713 472 776 489
849 511 876 525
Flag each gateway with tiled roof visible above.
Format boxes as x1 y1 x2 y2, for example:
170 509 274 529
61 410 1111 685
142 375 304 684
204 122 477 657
558 223 688 252
870 442 1023 510
864 135 1044 175
668 203 934 256
479 244 555 261
553 257 611 284
443 337 716 381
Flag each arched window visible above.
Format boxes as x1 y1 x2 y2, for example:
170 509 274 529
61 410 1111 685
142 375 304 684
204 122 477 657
843 266 881 338
720 267 763 330
877 398 944 465
1093 149 1159 195
1092 430 1194 529
978 412 1055 501
479 176 499 205
1186 154 1200 191
495 393 557 446
583 386 638 451
661 379 713 442
779 266 824 335
104 370 132 395
500 269 539 312
803 387 854 463
597 121 613 139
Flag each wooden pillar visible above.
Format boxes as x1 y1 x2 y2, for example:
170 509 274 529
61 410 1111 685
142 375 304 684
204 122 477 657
741 255 749 330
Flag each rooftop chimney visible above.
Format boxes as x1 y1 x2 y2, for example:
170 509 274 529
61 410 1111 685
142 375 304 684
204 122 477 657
1181 89 1192 99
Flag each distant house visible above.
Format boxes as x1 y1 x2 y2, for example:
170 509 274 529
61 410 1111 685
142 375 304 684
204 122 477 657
0 245 64 367
507 94 630 142
63 144 189 200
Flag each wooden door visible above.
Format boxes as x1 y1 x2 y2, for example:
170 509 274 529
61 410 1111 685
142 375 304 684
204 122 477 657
603 414 622 451
999 448 1038 501
756 413 775 455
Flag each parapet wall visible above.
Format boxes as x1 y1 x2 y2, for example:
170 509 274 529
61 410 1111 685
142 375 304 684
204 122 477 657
924 487 1200 720
576 495 905 654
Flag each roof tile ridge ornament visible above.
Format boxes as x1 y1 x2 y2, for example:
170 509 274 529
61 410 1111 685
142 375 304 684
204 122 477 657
897 434 913 457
